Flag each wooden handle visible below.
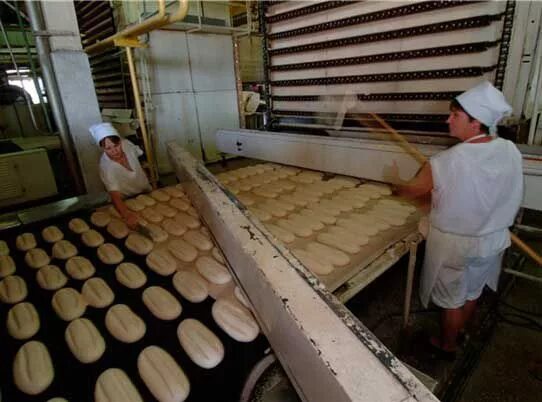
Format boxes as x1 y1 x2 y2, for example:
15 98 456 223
511 232 542 266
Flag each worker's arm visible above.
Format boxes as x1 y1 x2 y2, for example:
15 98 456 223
395 162 433 199
110 191 139 229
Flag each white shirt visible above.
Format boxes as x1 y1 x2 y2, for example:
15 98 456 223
99 139 151 197
429 137 523 257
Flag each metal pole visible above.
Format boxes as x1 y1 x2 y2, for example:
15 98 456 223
25 0 85 194
403 239 420 329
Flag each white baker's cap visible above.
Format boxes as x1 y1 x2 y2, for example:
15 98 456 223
89 122 120 145
456 81 512 135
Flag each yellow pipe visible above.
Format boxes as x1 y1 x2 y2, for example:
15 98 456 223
85 0 189 55
125 46 158 188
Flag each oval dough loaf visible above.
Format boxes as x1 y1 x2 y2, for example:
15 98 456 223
25 248 51 269
195 256 231 285
36 265 67 290
234 286 252 309
349 213 390 231
81 229 105 248
82 277 115 308
0 255 16 277
276 219 313 238
162 218 187 236
163 185 185 198
279 194 308 207
69 218 90 234
155 203 177 218
125 198 145 212
115 262 147 289
95 368 143 402
170 198 190 212
125 233 154 256
337 218 379 236
306 242 351 267
52 287 86 321
366 210 406 226
264 223 295 243
168 239 198 263
292 249 334 275
138 345 190 402
90 212 111 228
105 304 146 343
141 207 164 223
316 233 360 255
288 213 324 231
65 318 105 363
0 275 27 304
66 256 95 280
249 207 272 222
328 226 369 246
172 270 208 303
145 223 169 242
97 243 124 265
13 340 54 395
0 239 9 256
7 302 40 340
174 212 200 229
146 249 177 276
183 230 213 251
211 247 225 264
177 319 224 369
299 208 337 224
42 225 64 243
142 286 182 320
137 193 156 206
212 298 259 342
258 201 287 218
150 189 171 202
107 219 130 239
52 240 78 260
16 233 37 251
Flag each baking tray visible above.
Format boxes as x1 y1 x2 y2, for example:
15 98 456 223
0 209 269 402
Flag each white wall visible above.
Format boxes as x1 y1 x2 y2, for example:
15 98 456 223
146 30 239 173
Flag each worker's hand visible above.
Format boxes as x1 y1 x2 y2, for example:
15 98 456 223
122 210 139 230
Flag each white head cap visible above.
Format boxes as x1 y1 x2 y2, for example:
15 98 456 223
455 81 512 135
89 122 120 145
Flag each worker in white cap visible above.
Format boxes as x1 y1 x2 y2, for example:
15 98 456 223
89 122 152 229
395 81 523 357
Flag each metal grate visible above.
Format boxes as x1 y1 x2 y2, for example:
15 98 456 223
0 159 23 200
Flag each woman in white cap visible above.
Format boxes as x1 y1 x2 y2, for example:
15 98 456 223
89 122 152 229
395 81 523 357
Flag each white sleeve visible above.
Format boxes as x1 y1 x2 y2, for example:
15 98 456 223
99 163 121 193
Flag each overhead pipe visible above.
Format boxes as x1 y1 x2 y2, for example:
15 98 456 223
24 0 85 194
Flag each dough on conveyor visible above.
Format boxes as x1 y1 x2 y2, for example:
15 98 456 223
0 275 27 304
177 319 224 369
168 239 198 263
142 286 182 320
212 298 259 342
125 198 145 212
234 286 251 309
195 256 231 285
292 249 334 275
137 193 156 206
144 222 169 243
108 205 121 219
146 248 177 276
115 262 147 289
162 218 187 236
42 225 64 243
13 340 54 395
81 229 105 248
0 239 9 255
138 346 190 402
248 206 272 222
183 229 213 251
258 202 287 218
306 242 351 267
125 233 154 256
7 302 40 340
170 198 190 212
211 247 225 264
25 248 51 269
264 223 295 243
82 277 115 308
252 187 278 199
366 210 407 226
16 232 37 251
52 287 86 321
299 208 337 225
349 213 390 231
36 265 67 290
276 218 312 238
150 189 171 202
97 243 124 265
186 206 199 219
105 304 146 343
336 218 379 236
328 226 369 246
95 368 143 402
317 233 360 255
106 219 130 239
52 240 78 260
156 203 177 218
65 318 105 363
0 255 16 277
68 218 90 234
288 213 324 231
237 193 255 206
174 212 200 229
141 207 164 223
66 256 95 280
90 212 111 228
279 194 308 207
313 200 343 216
172 270 209 303
163 185 186 198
